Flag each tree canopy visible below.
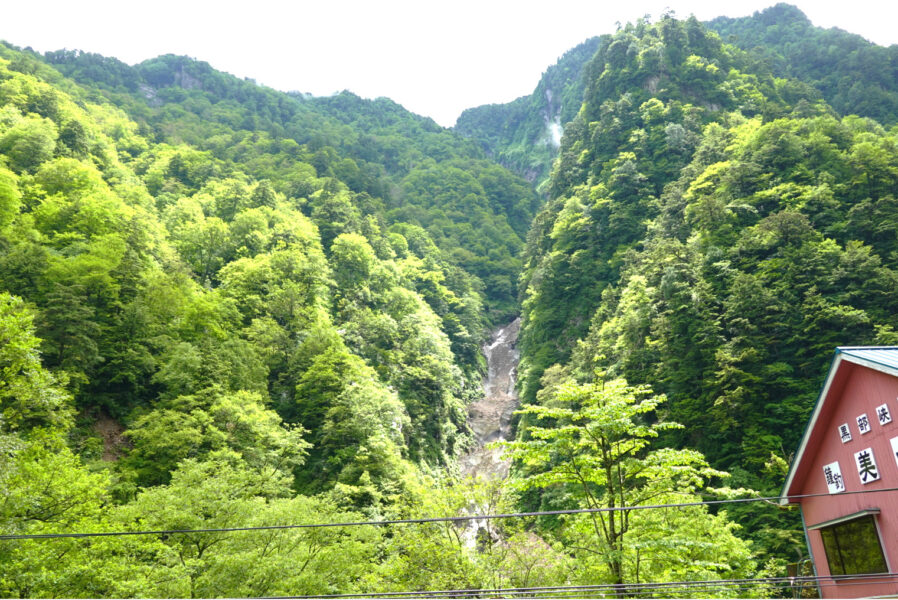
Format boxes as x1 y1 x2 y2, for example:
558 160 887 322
5 7 898 595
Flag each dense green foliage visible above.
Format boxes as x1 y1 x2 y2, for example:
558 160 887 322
504 377 763 592
40 51 538 319
459 3 898 195
0 40 497 500
516 11 898 562
7 6 898 595
0 40 541 596
708 3 898 125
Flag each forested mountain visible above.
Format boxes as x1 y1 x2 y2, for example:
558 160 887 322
41 50 538 320
5 6 898 596
0 41 556 595
455 37 601 189
460 4 898 194
708 3 898 125
515 11 898 551
0 38 501 493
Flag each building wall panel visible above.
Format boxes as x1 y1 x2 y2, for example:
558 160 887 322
796 366 898 598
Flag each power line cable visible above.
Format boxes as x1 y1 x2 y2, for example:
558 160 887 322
3 485 897 541
279 574 898 599
267 573 898 599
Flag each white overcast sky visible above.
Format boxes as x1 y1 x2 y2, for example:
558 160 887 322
2 1 897 127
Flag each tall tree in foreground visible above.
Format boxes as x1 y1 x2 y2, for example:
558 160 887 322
503 377 761 595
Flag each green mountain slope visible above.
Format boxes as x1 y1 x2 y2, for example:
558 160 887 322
0 41 497 485
1 42 610 596
458 4 898 198
41 50 539 320
707 3 898 125
454 37 601 189
517 13 898 488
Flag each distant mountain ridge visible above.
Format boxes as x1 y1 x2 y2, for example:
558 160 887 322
456 3 898 191
454 37 601 189
37 48 538 319
706 3 898 125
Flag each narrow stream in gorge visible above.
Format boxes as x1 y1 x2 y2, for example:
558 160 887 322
457 318 521 549
460 317 522 480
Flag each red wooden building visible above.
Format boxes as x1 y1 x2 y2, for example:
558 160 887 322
782 347 898 598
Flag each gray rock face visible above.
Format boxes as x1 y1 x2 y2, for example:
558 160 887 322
460 317 521 480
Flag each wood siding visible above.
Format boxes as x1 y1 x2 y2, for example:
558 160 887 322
796 365 898 598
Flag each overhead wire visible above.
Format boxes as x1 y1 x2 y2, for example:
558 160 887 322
3 485 898 541
5 490 898 595
265 573 898 599
5 482 898 598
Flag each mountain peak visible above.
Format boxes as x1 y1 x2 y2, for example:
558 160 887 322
755 3 811 27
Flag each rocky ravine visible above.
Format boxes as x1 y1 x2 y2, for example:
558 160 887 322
460 317 521 480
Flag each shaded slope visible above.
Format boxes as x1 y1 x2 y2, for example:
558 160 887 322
516 13 898 482
707 3 898 125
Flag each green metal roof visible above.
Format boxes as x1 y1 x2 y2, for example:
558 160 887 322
838 347 898 373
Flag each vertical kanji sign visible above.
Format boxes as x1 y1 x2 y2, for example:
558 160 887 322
877 403 893 425
823 461 845 494
838 423 852 443
857 413 872 434
854 447 880 484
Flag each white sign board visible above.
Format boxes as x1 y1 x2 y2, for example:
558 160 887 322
823 461 845 494
854 447 880 484
838 423 852 443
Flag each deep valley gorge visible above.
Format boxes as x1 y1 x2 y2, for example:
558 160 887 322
4 3 898 596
